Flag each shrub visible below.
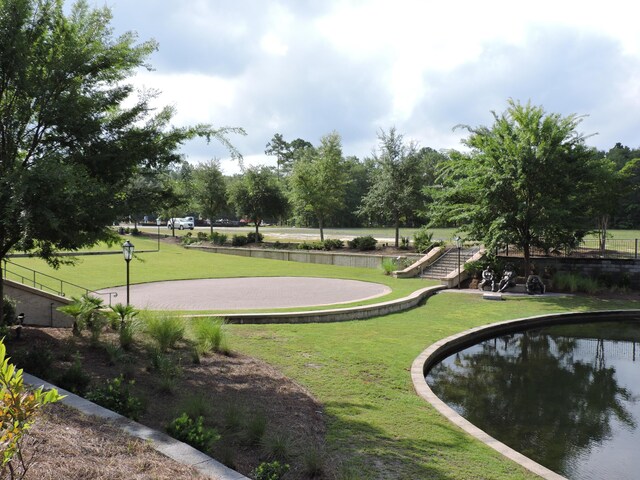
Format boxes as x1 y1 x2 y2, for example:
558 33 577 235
348 235 377 251
2 295 17 327
381 258 397 276
119 317 141 351
323 238 343 250
0 341 63 478
166 413 219 452
55 355 91 395
261 430 292 460
247 232 264 243
149 350 182 393
196 231 208 241
13 347 54 379
413 227 437 253
253 461 290 480
143 312 185 352
302 444 325 478
181 236 198 246
179 393 213 420
399 236 410 250
297 241 325 251
209 232 228 245
231 234 248 246
86 375 145 421
191 318 225 355
552 272 601 294
243 412 267 446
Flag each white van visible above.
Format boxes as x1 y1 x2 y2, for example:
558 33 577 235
167 217 194 230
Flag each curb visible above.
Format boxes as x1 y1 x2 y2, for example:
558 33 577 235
24 373 249 480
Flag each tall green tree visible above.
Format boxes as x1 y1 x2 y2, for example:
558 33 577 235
192 160 227 235
290 132 348 240
358 128 425 247
0 0 244 317
228 166 288 238
430 100 594 275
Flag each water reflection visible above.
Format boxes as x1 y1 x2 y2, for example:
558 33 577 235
426 320 640 479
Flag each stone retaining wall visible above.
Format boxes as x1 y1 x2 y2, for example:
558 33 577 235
189 245 423 270
3 279 72 327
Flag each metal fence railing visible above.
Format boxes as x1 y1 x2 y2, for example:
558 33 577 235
499 238 639 260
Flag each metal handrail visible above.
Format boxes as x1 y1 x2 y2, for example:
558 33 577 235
3 258 118 304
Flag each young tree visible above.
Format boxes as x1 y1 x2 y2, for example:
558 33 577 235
358 128 425 247
430 99 594 275
264 133 291 179
0 0 244 319
228 166 288 239
290 132 348 240
192 160 227 235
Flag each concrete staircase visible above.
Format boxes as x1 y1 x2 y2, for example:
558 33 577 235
421 247 480 280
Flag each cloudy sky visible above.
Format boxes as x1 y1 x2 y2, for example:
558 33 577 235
103 0 640 174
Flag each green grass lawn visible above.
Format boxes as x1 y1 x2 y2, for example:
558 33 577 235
228 293 640 479
6 236 433 312
7 239 640 478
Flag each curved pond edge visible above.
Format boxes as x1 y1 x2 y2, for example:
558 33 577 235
411 309 640 480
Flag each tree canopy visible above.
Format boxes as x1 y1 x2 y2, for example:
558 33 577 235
0 0 243 316
430 99 595 275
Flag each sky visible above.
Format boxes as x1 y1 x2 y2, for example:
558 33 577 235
100 0 640 174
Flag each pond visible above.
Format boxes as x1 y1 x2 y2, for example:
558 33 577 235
426 318 640 480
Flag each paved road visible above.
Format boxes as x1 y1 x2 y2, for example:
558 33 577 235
96 277 391 311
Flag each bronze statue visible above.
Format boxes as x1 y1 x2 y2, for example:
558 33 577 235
498 265 517 292
525 274 545 295
478 266 496 292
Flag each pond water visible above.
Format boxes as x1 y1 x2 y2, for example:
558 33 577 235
426 319 640 480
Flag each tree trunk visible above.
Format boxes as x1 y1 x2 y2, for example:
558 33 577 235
394 220 400 248
319 218 324 241
210 224 213 236
255 220 260 240
0 257 4 325
523 243 531 277
599 215 609 255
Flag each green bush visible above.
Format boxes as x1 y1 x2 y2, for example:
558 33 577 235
261 430 292 460
253 460 290 480
231 234 248 246
323 238 343 250
399 236 410 250
143 311 185 351
381 258 397 275
348 235 377 251
191 317 225 355
197 231 208 241
166 413 219 452
247 232 264 243
552 272 601 294
243 411 267 446
209 232 228 245
56 355 91 395
2 295 17 327
87 375 145 420
14 347 54 378
297 241 326 251
413 227 439 253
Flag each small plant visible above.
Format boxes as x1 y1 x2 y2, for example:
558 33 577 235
348 235 377 251
143 311 185 352
253 460 290 480
381 258 397 275
261 430 292 460
231 234 248 246
242 411 267 446
413 227 438 253
247 232 264 243
191 318 225 355
302 444 325 478
209 232 228 245
166 413 219 452
149 350 182 393
552 272 601 294
196 231 208 241
1 296 17 329
55 354 91 395
13 347 54 379
58 294 107 344
399 236 410 250
86 375 145 421
0 341 64 479
179 393 212 420
223 403 244 433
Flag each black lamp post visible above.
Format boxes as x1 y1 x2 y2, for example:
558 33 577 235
156 218 161 251
454 236 462 289
122 240 135 305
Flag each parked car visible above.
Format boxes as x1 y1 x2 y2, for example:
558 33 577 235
167 217 194 230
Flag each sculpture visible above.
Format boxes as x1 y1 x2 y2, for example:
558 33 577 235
478 266 496 292
498 265 517 292
525 274 546 295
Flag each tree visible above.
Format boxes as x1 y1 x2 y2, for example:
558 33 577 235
118 171 168 227
429 99 594 275
358 128 425 247
192 160 227 235
0 0 244 319
618 157 640 228
228 166 288 238
290 132 348 241
264 133 291 179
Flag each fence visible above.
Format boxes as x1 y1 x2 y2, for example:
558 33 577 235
499 238 639 260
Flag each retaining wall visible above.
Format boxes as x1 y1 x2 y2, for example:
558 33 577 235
3 279 72 327
188 245 423 270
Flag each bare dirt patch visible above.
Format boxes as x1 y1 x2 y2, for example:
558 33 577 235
6 327 330 479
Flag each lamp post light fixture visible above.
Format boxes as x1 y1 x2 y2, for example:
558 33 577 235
156 217 161 251
122 240 135 305
454 236 462 289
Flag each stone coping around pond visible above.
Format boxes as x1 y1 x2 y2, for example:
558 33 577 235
186 284 448 324
411 309 640 480
23 373 249 480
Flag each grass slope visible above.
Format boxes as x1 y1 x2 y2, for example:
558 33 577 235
228 293 640 479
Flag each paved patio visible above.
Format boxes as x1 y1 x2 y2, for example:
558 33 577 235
96 277 391 310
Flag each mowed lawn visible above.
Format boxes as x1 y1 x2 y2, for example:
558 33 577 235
228 293 640 479
8 239 640 478
6 236 433 313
